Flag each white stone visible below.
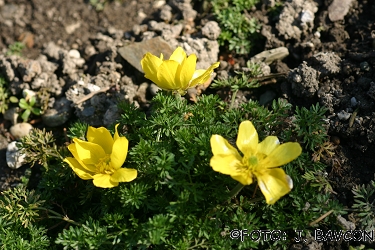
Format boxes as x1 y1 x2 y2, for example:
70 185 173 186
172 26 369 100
10 123 33 140
6 141 27 169
68 49 81 59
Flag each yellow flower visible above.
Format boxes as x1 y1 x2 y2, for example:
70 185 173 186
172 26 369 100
140 47 220 94
64 124 137 188
210 121 302 204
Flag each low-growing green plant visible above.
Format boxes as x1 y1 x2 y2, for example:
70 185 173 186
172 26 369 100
211 0 261 54
10 89 44 122
211 63 263 109
6 41 25 56
1 88 347 249
294 103 328 151
0 75 9 114
351 181 375 231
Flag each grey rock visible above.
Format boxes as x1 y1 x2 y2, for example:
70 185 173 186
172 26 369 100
149 83 161 97
310 52 341 76
44 42 63 60
6 141 26 169
250 47 289 65
135 82 149 104
0 55 15 81
36 55 58 72
159 4 172 22
3 107 19 125
337 215 355 230
337 110 351 121
276 0 318 40
103 105 120 127
259 90 276 105
350 97 357 107
10 123 33 140
178 37 220 70
17 59 42 82
289 61 320 98
118 37 174 73
360 61 370 72
202 21 221 40
42 97 72 127
169 0 197 21
328 0 353 22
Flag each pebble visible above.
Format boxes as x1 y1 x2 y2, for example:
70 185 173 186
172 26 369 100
331 136 340 145
68 49 81 59
10 123 33 140
201 21 221 40
328 0 353 22
118 36 173 73
148 83 161 97
350 97 357 107
360 61 370 71
337 110 351 121
42 97 72 127
259 90 276 105
6 141 27 169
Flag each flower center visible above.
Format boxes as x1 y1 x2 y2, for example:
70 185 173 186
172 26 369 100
96 154 115 175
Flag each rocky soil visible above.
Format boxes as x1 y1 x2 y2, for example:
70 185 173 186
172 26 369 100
0 0 375 248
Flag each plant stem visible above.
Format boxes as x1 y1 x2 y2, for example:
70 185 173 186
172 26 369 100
228 182 244 199
35 207 82 226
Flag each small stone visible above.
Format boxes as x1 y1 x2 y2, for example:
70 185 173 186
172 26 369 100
148 83 161 97
337 110 351 121
360 61 370 71
337 215 355 230
328 0 353 22
118 37 174 73
10 123 33 140
201 21 221 40
331 136 340 145
68 49 81 59
65 22 81 34
6 141 27 169
103 105 120 126
350 97 357 107
159 5 172 22
3 107 19 124
259 90 276 105
42 97 72 127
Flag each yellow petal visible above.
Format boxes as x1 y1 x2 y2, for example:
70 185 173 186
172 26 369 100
261 142 302 168
157 60 180 90
74 138 106 166
86 126 113 154
141 53 163 85
258 136 280 156
236 121 258 156
110 137 129 169
231 173 253 186
64 157 94 180
113 124 120 142
210 154 243 176
256 168 292 205
111 168 137 183
210 135 242 158
169 47 186 64
177 53 197 89
67 143 96 172
93 174 118 188
189 62 220 87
